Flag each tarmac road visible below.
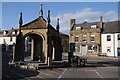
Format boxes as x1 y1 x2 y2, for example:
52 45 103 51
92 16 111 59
2 52 120 80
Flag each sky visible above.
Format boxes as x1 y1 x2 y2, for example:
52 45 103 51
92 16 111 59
1 2 119 34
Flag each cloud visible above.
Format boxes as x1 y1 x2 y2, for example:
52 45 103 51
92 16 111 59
51 8 118 34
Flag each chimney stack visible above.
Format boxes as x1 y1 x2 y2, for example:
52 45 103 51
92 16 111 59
100 16 103 29
70 19 75 29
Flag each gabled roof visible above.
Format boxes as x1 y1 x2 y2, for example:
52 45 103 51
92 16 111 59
71 21 100 30
20 16 47 29
0 29 19 37
102 21 119 33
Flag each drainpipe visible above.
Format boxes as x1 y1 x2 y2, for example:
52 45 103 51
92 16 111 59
113 33 115 57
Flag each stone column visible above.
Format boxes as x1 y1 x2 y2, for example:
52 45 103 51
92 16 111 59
31 39 34 61
52 46 55 60
12 43 15 63
97 45 99 54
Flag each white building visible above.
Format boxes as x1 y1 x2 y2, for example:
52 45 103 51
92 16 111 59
101 21 120 57
102 33 120 57
0 29 18 52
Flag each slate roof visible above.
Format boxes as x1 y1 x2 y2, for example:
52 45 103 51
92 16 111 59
0 29 19 37
5 29 19 37
71 21 100 30
102 21 120 33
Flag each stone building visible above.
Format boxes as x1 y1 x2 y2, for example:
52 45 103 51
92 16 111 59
13 4 62 65
59 32 69 53
70 16 103 56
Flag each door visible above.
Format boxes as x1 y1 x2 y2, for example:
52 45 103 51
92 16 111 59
82 45 86 56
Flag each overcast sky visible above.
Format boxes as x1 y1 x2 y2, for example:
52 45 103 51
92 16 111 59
2 2 118 34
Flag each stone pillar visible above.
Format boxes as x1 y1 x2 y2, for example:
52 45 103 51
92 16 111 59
97 45 99 54
52 46 55 60
31 39 34 61
12 43 15 63
47 45 53 66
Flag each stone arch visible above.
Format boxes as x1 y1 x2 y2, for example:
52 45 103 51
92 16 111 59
22 31 45 62
23 31 45 41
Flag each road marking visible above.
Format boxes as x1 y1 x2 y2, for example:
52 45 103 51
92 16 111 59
24 71 44 78
36 75 45 78
94 69 103 78
50 70 59 74
38 70 54 77
5 69 31 80
58 69 67 80
14 72 31 80
4 74 10 78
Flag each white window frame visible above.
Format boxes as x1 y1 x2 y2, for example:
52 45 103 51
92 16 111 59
91 34 95 42
82 34 86 42
75 35 79 43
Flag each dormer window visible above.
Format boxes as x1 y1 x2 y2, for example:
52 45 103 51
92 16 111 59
3 31 6 35
17 31 19 34
75 35 79 42
76 26 81 30
91 25 97 28
118 34 120 40
12 31 15 35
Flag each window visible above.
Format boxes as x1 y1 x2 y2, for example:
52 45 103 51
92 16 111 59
3 39 6 44
75 44 80 53
75 36 79 42
91 25 97 28
10 37 12 42
12 31 15 35
91 35 95 42
82 34 86 42
88 45 97 53
76 26 81 30
107 47 111 52
107 35 111 41
17 31 19 34
118 34 120 40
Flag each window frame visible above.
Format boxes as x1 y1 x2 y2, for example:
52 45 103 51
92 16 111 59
90 34 95 42
82 34 86 42
118 34 120 40
107 35 111 41
75 35 79 42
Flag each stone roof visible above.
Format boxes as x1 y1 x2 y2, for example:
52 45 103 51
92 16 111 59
20 16 47 29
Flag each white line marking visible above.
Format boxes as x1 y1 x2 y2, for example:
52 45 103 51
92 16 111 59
94 69 103 78
50 70 59 74
58 69 67 80
24 71 44 78
14 72 31 80
5 75 10 78
5 69 31 80
38 71 54 77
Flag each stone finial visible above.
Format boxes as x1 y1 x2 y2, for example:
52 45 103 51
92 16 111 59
19 12 23 27
40 4 43 16
56 18 60 30
47 10 51 24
